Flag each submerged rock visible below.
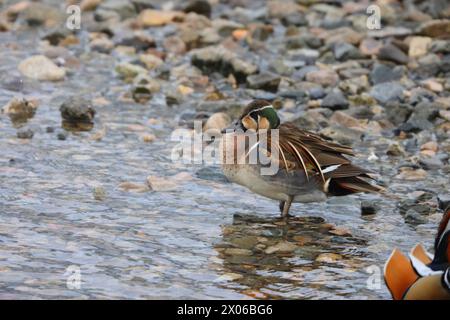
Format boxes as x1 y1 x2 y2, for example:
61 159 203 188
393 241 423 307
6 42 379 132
361 201 379 216
16 128 34 139
2 98 38 126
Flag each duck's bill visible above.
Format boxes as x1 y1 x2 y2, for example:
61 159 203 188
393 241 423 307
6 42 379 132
221 120 244 134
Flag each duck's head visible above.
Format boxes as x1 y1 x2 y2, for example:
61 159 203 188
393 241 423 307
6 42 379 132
223 100 280 133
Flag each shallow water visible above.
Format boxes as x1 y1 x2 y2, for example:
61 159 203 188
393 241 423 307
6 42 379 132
0 25 444 300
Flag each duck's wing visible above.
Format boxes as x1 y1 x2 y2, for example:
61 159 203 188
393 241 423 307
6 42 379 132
384 249 420 300
410 244 434 265
273 122 383 195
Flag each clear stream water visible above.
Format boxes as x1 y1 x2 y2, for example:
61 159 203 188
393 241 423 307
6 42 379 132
0 27 444 300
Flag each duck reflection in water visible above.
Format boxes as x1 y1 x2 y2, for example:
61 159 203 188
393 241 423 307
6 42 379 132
214 214 372 299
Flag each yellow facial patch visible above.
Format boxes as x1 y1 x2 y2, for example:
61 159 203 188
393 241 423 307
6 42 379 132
242 115 257 131
257 116 270 130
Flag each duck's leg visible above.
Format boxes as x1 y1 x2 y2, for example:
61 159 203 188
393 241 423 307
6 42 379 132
281 196 293 217
279 201 285 214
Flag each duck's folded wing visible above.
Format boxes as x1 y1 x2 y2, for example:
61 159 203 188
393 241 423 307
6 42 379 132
384 249 419 300
410 243 434 265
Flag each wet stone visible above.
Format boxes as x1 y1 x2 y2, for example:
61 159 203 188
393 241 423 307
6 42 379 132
361 201 378 216
404 210 428 225
183 0 212 18
93 186 107 201
437 194 450 211
57 131 68 141
419 156 443 170
16 128 34 139
18 55 65 81
60 97 96 123
2 98 38 126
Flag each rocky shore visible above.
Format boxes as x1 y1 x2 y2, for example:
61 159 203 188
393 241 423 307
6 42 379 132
0 0 449 299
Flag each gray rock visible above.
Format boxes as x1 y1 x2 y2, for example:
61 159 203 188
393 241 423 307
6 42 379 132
319 125 362 145
385 102 413 125
308 87 326 99
246 72 280 92
370 82 404 104
378 44 409 64
57 131 68 141
370 63 405 84
333 42 364 61
398 199 432 216
42 28 73 46
281 14 308 27
321 90 349 110
17 128 34 139
404 209 428 225
419 156 443 170
21 3 65 27
437 194 450 211
361 200 379 215
60 97 96 123
191 46 258 83
430 40 450 54
98 0 137 20
293 66 319 80
183 0 212 18
115 33 156 51
400 102 439 132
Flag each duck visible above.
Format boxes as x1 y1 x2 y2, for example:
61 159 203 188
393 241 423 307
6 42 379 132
220 99 383 217
384 207 450 300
